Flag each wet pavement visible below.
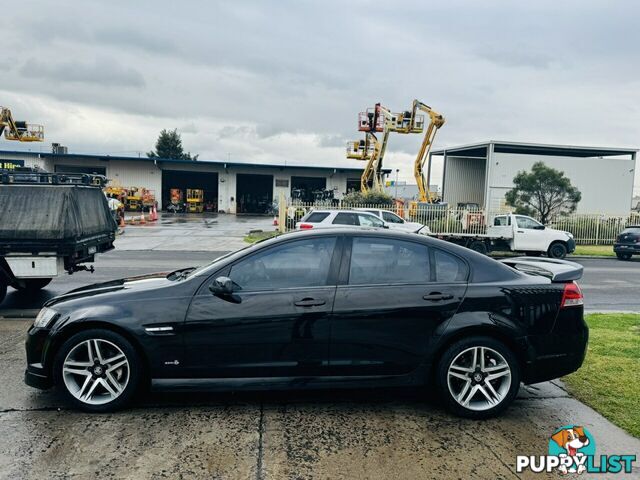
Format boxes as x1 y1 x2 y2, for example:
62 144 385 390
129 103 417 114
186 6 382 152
0 318 639 479
116 212 275 252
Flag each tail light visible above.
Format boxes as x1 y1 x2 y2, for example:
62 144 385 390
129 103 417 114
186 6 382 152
561 282 583 308
299 223 314 230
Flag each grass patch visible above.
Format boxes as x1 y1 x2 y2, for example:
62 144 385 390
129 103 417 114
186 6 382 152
571 245 615 257
244 230 279 244
563 314 640 437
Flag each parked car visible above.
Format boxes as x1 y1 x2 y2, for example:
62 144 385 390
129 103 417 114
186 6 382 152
25 228 587 418
295 209 388 230
613 225 640 260
355 208 429 234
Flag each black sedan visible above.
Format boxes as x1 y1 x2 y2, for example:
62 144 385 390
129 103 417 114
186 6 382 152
25 228 588 418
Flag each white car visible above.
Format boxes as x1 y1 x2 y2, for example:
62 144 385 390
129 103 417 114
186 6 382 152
296 209 427 234
355 208 430 234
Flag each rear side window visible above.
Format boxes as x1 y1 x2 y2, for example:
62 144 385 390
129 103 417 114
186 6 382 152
333 212 358 225
306 212 330 223
349 238 430 285
434 249 468 283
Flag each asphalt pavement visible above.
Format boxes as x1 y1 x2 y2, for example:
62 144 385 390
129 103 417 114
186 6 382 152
1 252 637 314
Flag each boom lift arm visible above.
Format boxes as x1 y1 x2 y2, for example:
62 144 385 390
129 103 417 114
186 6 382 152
0 107 44 142
411 100 445 203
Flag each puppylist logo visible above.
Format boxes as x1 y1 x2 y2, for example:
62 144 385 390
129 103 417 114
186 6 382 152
516 425 636 475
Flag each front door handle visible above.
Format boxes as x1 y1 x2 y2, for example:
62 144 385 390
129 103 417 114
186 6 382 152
423 292 454 301
294 298 326 307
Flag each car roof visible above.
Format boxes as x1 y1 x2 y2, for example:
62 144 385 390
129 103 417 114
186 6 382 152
309 209 377 214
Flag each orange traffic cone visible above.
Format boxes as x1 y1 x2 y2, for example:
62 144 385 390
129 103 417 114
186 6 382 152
119 214 125 228
273 216 278 226
151 206 158 221
139 212 146 224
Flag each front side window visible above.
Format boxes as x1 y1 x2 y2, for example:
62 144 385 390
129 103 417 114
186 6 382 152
348 237 430 285
515 215 543 229
229 237 337 290
357 213 384 227
382 211 404 224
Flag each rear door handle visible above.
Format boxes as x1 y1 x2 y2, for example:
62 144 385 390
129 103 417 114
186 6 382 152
423 292 454 301
294 298 326 307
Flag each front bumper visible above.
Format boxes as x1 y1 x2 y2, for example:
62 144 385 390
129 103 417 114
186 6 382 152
567 238 576 253
613 242 640 254
24 325 53 390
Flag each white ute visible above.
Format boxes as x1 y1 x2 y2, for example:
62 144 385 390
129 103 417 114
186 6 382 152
434 213 575 258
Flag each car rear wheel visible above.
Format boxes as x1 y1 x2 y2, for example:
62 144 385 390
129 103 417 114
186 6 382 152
53 329 141 412
547 242 567 259
616 252 632 260
436 336 520 419
13 278 52 292
0 281 6 304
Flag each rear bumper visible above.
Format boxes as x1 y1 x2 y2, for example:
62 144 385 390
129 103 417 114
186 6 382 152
613 243 640 254
521 308 588 384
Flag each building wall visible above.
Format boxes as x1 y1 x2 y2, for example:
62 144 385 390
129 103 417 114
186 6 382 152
0 151 358 213
442 156 486 207
488 152 635 215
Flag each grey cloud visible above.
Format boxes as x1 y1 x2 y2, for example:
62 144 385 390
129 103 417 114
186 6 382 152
20 57 145 88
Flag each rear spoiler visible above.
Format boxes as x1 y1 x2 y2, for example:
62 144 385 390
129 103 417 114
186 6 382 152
499 257 583 282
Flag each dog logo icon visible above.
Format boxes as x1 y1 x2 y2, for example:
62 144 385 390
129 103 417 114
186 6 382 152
549 425 595 475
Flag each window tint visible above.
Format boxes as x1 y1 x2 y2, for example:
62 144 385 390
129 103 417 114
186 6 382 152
434 249 468 283
357 213 384 227
349 238 430 285
230 237 336 290
333 212 358 225
621 227 640 235
382 211 404 224
516 215 542 229
306 212 330 223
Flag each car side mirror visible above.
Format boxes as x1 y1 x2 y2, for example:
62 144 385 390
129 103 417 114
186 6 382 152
535 225 546 230
210 276 234 295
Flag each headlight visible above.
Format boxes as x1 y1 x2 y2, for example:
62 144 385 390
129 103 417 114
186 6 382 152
34 307 58 329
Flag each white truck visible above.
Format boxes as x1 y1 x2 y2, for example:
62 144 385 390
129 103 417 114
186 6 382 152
432 213 576 258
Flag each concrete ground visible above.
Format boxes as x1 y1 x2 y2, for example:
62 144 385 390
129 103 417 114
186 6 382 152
117 212 275 252
1 318 639 479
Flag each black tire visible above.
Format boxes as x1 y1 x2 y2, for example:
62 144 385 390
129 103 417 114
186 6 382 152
436 336 520 419
13 278 52 292
616 252 632 260
468 240 488 255
53 329 141 412
0 281 6 304
547 242 567 259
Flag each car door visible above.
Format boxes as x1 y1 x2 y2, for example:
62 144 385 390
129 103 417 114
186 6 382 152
512 215 547 251
184 236 342 378
329 235 468 376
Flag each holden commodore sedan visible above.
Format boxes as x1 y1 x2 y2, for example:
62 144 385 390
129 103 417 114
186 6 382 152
25 228 587 418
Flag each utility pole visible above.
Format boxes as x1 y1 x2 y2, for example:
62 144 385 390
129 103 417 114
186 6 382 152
394 169 399 199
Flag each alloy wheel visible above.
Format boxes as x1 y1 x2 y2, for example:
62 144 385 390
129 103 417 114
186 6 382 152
62 339 130 405
446 346 511 411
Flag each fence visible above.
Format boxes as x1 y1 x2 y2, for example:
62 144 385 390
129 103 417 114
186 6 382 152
276 196 640 245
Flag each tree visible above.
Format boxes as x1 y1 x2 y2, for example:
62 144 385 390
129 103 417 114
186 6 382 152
342 190 393 206
504 162 581 224
147 129 198 160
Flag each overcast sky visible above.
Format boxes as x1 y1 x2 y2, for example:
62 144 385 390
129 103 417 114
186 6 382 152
2 1 639 189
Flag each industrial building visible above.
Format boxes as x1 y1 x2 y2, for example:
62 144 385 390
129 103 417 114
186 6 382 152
0 150 372 214
429 141 637 216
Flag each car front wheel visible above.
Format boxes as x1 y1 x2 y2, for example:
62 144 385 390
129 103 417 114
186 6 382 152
616 252 632 260
547 242 567 259
53 329 141 412
436 336 520 419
